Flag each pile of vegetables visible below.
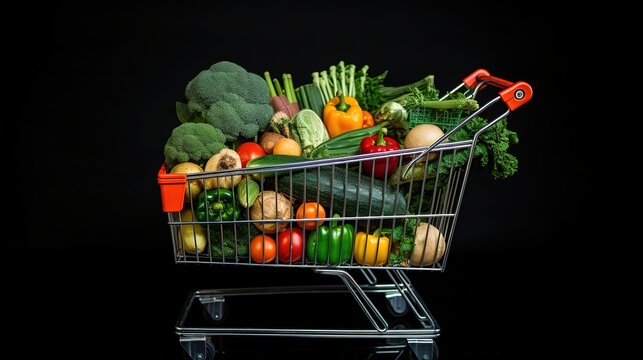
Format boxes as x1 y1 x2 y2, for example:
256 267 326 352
164 60 522 267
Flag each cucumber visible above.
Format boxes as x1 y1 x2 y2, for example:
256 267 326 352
280 166 408 222
246 154 309 179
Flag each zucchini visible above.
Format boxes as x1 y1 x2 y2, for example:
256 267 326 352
280 166 408 222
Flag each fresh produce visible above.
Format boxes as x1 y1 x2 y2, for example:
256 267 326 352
179 209 207 254
258 132 285 154
235 142 266 167
183 61 274 142
272 138 302 156
236 177 260 208
246 154 310 179
362 110 374 128
373 101 410 141
280 167 408 222
354 230 390 266
381 218 418 266
164 122 227 169
323 91 364 138
355 69 436 111
170 162 204 202
312 61 357 104
269 111 293 138
389 116 519 185
265 72 300 117
290 109 330 153
417 99 479 111
209 222 258 257
204 149 243 190
307 124 383 159
359 127 400 179
277 228 304 263
250 191 292 233
404 124 445 161
250 234 277 263
196 189 241 222
306 215 354 265
411 222 445 266
296 202 326 230
295 84 325 118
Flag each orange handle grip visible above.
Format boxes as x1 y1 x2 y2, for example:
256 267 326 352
463 69 533 111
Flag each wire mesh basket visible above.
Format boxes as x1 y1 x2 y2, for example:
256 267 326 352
408 107 465 132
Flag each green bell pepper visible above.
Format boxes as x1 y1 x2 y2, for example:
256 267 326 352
196 189 241 223
306 214 354 265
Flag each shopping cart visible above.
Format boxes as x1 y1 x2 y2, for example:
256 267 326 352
158 69 532 360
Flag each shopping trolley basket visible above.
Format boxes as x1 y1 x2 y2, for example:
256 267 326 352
158 69 532 360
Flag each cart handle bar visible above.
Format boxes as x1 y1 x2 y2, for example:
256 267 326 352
463 69 532 111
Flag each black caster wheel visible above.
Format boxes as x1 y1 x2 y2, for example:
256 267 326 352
182 339 215 360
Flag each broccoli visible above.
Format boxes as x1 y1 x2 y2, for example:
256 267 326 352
381 218 418 266
209 223 259 258
184 61 274 142
164 122 227 170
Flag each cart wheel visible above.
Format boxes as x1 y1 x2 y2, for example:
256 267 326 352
182 339 215 360
386 293 409 317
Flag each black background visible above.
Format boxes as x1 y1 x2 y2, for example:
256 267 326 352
14 1 581 359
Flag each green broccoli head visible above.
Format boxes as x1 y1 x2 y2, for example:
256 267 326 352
164 122 227 170
185 61 274 141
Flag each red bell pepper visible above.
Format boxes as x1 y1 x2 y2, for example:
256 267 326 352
359 128 400 179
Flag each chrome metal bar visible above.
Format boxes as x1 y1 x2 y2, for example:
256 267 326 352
360 268 378 285
386 270 433 325
314 268 388 332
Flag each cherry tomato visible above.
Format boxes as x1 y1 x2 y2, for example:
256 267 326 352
236 142 266 167
249 234 276 263
277 228 304 263
296 202 326 230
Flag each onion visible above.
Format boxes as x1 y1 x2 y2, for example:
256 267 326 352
204 149 242 190
250 191 292 233
404 124 445 160
411 222 446 266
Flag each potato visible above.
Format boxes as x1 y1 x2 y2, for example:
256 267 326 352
179 209 206 254
404 124 445 160
411 222 446 266
170 162 204 202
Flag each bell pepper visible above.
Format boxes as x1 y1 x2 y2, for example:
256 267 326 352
196 189 241 223
359 127 400 179
323 91 364 138
354 229 390 266
306 214 354 265
362 110 375 128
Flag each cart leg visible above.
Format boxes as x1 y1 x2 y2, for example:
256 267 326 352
200 295 225 321
180 336 215 360
407 338 436 360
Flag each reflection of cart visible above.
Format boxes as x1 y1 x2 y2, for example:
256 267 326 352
158 70 532 359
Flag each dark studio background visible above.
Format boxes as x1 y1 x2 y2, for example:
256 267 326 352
13 1 582 359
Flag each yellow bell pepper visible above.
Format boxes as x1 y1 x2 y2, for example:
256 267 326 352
354 230 390 266
323 91 364 138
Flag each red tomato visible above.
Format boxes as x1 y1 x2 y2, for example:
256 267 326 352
296 202 326 230
277 228 304 263
250 234 276 263
236 142 266 167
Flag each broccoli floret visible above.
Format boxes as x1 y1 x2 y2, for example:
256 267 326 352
164 122 227 170
185 61 274 142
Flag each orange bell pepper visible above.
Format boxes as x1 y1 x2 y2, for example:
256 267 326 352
362 110 375 128
323 91 363 138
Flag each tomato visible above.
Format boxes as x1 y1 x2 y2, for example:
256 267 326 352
236 142 266 167
277 228 304 263
249 234 276 263
296 202 326 230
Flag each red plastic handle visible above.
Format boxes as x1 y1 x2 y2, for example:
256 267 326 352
463 69 533 111
158 164 186 212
